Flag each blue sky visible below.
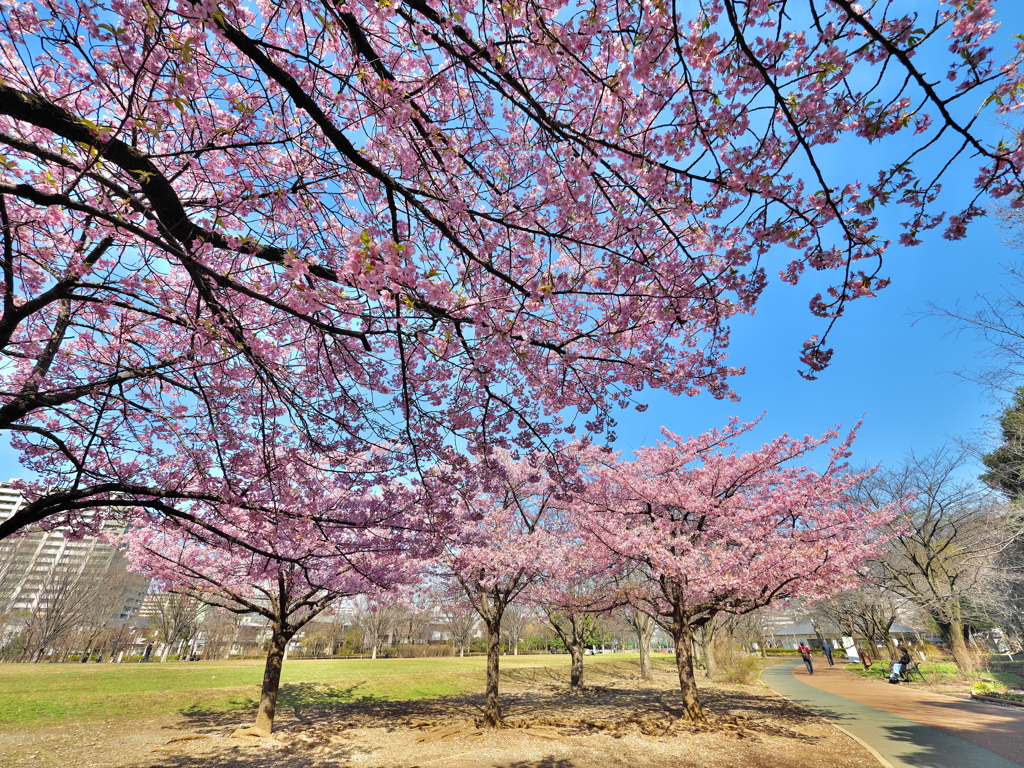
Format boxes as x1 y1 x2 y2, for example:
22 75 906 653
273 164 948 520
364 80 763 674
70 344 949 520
604 2 1024 475
607 225 1011 472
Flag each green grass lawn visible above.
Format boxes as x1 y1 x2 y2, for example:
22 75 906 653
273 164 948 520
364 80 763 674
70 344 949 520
845 658 1024 690
986 659 1024 691
845 658 964 681
0 652 657 730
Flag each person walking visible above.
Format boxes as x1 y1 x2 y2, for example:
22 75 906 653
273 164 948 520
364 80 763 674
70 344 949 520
798 642 814 674
822 640 835 667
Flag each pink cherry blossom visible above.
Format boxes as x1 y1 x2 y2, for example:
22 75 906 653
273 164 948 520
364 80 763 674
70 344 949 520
576 418 902 721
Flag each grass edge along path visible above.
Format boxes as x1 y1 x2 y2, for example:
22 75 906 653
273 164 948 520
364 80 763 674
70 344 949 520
844 658 1024 693
0 652 668 730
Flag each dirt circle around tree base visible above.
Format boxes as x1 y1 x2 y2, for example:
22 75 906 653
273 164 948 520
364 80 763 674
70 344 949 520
0 665 883 768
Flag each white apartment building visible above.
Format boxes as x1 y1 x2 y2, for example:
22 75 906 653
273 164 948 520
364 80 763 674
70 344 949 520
0 482 148 621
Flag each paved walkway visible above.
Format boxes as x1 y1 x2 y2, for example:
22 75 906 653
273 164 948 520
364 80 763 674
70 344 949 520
761 662 1024 768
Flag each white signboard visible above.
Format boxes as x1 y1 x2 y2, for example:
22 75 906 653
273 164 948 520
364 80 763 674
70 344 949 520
842 636 860 663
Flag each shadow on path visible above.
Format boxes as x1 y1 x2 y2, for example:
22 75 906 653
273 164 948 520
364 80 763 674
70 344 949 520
762 662 1023 768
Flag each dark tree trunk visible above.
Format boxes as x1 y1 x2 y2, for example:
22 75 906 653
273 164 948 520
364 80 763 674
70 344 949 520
253 625 293 734
671 611 705 722
568 641 585 689
482 617 503 728
546 611 592 690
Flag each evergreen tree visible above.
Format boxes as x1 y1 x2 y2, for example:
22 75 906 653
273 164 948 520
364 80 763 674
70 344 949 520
981 390 1024 651
982 387 1024 503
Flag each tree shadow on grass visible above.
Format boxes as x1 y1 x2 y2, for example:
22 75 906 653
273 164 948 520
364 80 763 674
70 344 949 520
490 684 829 741
277 681 380 723
502 664 571 688
179 695 258 720
176 682 380 732
117 668 849 768
500 658 646 691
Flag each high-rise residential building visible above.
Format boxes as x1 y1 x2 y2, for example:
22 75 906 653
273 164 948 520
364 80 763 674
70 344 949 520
0 482 23 529
0 482 149 622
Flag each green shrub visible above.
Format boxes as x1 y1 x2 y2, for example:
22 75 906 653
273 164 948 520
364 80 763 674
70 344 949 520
971 679 1008 696
392 644 455 658
978 691 1024 703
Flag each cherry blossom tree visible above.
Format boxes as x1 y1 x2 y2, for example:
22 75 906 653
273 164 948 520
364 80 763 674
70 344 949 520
139 553 353 733
580 419 900 721
433 451 580 728
541 568 624 689
543 602 602 690
123 464 423 735
2 0 1023 539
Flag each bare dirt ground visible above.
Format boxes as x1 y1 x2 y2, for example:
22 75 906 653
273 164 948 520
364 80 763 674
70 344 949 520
0 662 883 768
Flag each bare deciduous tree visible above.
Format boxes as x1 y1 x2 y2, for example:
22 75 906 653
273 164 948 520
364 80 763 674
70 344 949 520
199 608 243 660
501 605 529 657
148 592 204 662
353 598 401 659
22 560 121 662
438 598 478 658
855 448 1020 674
811 584 903 658
393 603 432 651
74 568 148 662
623 608 657 680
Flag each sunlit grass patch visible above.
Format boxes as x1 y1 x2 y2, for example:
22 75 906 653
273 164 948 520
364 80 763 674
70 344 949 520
0 653 649 729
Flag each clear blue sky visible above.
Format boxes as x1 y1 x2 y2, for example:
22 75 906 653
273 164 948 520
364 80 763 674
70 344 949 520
607 226 1011 473
604 2 1024 475
1 2 1021 483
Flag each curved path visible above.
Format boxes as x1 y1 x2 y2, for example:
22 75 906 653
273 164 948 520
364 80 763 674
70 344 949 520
761 662 1024 768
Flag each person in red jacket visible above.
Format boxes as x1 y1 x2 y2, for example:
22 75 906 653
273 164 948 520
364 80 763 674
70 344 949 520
798 643 814 674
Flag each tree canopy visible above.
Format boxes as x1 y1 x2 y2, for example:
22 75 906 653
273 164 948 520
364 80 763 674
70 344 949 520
578 418 896 719
1 0 1022 536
